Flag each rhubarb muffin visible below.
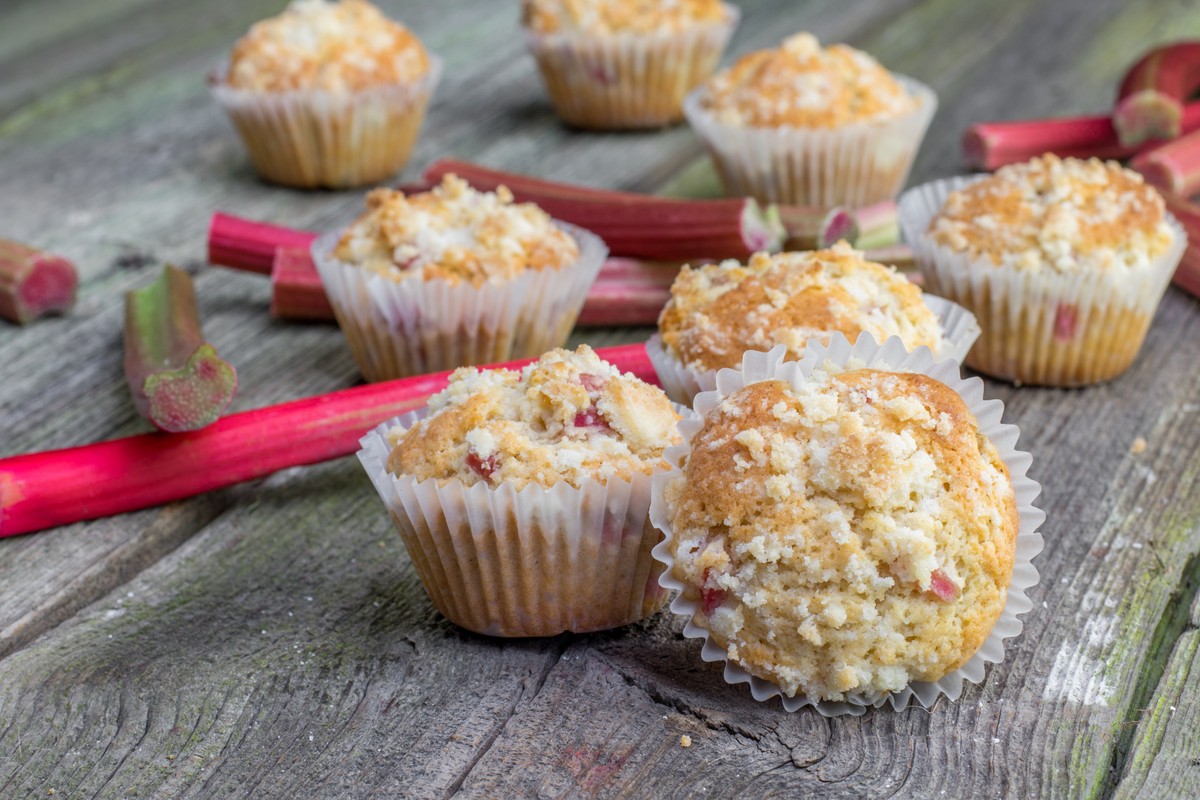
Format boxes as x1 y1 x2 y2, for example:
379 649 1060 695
648 242 980 404
211 0 440 188
684 32 936 207
900 154 1186 386
312 174 607 381
357 345 684 637
522 0 739 129
651 339 1040 709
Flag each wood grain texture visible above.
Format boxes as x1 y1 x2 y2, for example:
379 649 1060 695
1 0 1199 797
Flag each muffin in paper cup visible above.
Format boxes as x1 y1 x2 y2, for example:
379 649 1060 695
311 222 607 382
525 5 739 130
649 335 1045 715
684 74 936 207
211 59 441 190
646 292 981 406
899 174 1187 387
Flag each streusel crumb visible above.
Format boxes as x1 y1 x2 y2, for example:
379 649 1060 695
928 155 1173 274
700 33 916 128
228 0 430 92
388 345 681 489
666 367 1018 701
658 242 942 372
522 0 728 35
334 175 580 286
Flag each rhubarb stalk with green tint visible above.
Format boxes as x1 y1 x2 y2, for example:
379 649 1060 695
124 265 238 433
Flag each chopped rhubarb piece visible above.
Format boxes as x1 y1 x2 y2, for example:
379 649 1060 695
466 451 499 480
124 265 237 433
579 373 607 392
573 405 612 431
271 246 334 320
1161 190 1200 300
0 342 660 538
1114 41 1200 145
0 239 77 325
777 204 856 250
928 569 960 602
962 105 1200 171
1053 303 1079 342
208 212 316 274
700 568 728 616
1131 127 1200 197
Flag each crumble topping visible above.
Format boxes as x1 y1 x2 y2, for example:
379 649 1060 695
522 0 729 35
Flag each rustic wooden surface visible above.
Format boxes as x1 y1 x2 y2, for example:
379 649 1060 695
1 0 1199 797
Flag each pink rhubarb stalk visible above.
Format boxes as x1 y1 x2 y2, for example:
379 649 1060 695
0 343 657 538
1114 41 1200 146
124 265 238 433
1131 128 1200 197
962 104 1200 171
271 246 335 320
208 213 316 274
0 239 77 325
1161 190 1200 300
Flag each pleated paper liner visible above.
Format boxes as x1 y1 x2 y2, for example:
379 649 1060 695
526 5 739 130
899 175 1187 386
311 222 607 382
649 335 1045 716
684 75 937 207
211 58 442 189
646 293 981 406
358 409 687 637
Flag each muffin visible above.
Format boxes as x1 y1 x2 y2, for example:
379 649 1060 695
646 242 980 404
522 0 739 129
357 345 684 637
683 32 936 207
899 155 1187 386
211 0 440 188
311 174 607 381
649 335 1044 714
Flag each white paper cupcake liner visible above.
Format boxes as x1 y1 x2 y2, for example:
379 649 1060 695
649 334 1045 716
899 176 1188 386
684 75 937 207
210 58 442 189
645 292 981 405
526 6 739 130
358 410 677 637
311 222 607 382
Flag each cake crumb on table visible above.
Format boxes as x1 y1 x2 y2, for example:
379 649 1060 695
680 735 693 748
1130 436 1147 454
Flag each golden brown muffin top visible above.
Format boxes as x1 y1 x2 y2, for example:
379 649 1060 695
929 155 1174 273
658 242 943 372
333 175 580 286
665 368 1018 701
522 0 729 35
388 345 682 490
700 32 916 128
227 0 430 92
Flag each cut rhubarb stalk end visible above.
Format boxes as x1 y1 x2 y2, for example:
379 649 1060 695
124 265 237 433
208 212 317 274
777 204 857 249
0 239 78 325
1114 42 1200 146
962 104 1200 171
0 342 659 538
271 246 334 320
928 569 960 602
1131 127 1200 197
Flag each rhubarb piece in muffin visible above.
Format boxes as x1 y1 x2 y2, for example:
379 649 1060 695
522 0 739 129
312 175 607 381
907 154 1184 385
684 32 936 206
664 366 1019 701
649 242 979 404
212 0 440 188
359 346 683 636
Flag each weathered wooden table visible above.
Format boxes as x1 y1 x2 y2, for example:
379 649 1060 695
2 0 1199 797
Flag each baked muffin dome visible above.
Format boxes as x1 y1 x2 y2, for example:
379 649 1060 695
333 175 581 286
227 0 430 92
388 345 681 490
522 0 729 35
658 242 943 372
928 154 1174 274
664 366 1019 701
700 32 916 128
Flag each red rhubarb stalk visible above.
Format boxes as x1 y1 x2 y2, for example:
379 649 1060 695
0 343 657 538
1131 128 1200 197
124 265 238 433
0 239 77 325
271 246 335 320
962 104 1200 171
1161 190 1200 300
1114 41 1200 146
208 213 317 274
